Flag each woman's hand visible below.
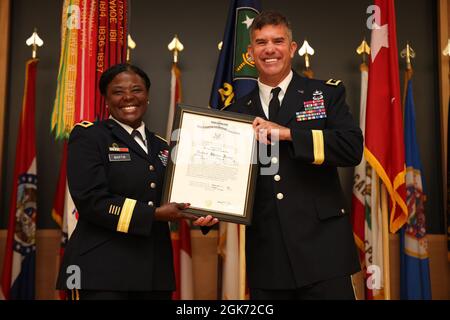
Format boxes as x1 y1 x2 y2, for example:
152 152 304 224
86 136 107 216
154 202 197 222
154 203 219 227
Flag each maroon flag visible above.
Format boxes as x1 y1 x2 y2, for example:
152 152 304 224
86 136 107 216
1 59 39 299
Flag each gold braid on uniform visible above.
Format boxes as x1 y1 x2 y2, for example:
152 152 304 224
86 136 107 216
116 198 137 233
312 130 325 165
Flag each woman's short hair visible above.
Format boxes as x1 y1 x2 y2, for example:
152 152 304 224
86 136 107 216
99 63 151 96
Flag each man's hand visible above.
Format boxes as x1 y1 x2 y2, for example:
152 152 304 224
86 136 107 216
193 215 219 227
253 117 292 144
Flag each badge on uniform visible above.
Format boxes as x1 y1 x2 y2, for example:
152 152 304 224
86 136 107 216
158 149 169 167
296 90 327 122
109 143 129 153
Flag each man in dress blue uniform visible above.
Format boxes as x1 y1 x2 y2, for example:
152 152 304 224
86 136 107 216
225 11 363 300
56 64 217 300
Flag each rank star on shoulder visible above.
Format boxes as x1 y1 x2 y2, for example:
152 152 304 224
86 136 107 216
242 15 254 29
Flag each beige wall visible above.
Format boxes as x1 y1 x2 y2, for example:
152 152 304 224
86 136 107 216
0 229 448 300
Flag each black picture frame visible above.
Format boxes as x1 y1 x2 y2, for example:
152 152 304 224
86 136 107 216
161 104 257 225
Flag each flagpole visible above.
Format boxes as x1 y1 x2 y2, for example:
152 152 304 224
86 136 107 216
401 43 415 113
353 39 370 300
167 35 184 140
126 34 136 63
239 224 246 299
25 28 43 60
357 38 370 73
168 35 184 64
298 40 315 79
380 183 391 300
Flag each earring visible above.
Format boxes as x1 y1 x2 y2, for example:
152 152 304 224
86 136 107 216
147 100 150 104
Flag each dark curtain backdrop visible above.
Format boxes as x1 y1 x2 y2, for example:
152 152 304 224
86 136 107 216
1 0 443 233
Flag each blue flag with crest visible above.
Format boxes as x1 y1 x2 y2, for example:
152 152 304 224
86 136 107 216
400 79 432 299
209 0 261 110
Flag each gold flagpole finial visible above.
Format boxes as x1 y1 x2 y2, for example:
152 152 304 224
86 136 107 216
443 39 450 56
356 38 371 64
26 28 44 59
298 40 315 78
298 40 315 69
127 34 136 63
400 42 416 70
168 35 184 64
218 41 223 51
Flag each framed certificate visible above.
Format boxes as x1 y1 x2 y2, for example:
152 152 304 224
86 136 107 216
162 104 257 225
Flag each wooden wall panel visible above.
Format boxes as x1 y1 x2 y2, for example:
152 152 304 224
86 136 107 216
439 0 449 229
0 0 10 191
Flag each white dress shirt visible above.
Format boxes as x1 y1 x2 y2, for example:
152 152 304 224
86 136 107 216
110 116 148 154
258 70 293 119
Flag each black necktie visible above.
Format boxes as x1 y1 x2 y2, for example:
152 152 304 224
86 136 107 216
269 87 281 121
131 129 146 147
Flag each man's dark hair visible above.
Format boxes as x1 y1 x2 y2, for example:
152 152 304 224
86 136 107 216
250 10 293 41
99 63 151 96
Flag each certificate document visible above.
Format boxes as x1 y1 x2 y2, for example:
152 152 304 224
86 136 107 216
162 105 257 225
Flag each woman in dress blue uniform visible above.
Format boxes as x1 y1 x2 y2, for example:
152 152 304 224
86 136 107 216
56 63 217 300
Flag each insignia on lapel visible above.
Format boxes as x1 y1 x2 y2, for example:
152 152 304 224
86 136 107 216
325 79 342 87
75 120 93 128
158 149 169 167
246 99 252 106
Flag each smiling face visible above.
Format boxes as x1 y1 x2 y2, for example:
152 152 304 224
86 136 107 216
105 71 149 129
248 24 297 87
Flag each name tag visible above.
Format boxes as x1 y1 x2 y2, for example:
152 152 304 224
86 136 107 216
109 153 131 162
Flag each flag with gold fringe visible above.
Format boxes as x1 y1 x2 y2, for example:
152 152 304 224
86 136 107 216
364 0 407 234
400 78 432 299
364 0 407 299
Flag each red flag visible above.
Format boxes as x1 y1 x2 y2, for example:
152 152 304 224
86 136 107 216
1 59 38 300
365 0 407 233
